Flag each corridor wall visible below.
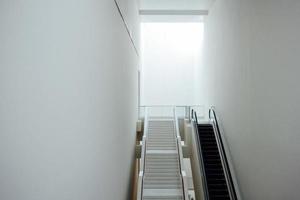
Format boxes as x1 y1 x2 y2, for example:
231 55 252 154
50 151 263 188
0 0 139 199
202 0 300 199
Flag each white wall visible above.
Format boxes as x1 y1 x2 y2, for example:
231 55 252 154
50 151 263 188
202 0 300 199
0 0 139 200
140 0 215 10
116 0 141 52
141 22 203 106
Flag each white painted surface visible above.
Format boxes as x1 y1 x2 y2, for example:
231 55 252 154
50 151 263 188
141 22 204 106
116 0 141 53
202 1 300 199
140 0 215 11
0 0 139 200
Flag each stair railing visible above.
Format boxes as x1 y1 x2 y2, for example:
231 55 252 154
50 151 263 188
191 109 209 200
209 107 238 200
137 107 149 200
173 107 189 200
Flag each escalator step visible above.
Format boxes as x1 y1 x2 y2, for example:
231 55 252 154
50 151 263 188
197 124 231 200
209 195 230 200
199 131 214 134
208 183 228 189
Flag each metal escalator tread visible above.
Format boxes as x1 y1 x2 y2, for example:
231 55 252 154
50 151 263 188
197 124 231 200
142 119 184 200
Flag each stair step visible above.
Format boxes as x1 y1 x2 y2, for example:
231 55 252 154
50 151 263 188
142 119 184 200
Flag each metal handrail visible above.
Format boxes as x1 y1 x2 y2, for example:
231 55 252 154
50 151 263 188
140 105 203 107
209 107 238 200
173 107 189 200
191 109 209 200
137 107 149 200
139 105 204 121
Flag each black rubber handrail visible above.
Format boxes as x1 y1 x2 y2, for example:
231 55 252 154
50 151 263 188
209 107 238 200
191 109 209 200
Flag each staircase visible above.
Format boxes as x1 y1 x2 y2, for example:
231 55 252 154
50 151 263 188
197 124 230 200
142 119 184 200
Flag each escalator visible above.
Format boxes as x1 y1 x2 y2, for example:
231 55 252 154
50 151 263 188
192 109 238 200
198 124 230 199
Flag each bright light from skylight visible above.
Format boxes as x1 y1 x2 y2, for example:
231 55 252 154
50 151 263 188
141 22 204 106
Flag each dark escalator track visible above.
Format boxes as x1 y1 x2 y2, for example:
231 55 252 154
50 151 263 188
198 124 230 200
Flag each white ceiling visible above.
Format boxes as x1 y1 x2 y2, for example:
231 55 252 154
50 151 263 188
140 0 215 11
